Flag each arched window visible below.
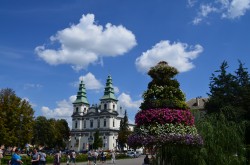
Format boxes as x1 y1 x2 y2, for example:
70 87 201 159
113 104 115 110
104 119 106 127
76 107 79 113
104 104 107 110
113 119 115 127
90 120 93 128
98 119 100 128
75 121 77 129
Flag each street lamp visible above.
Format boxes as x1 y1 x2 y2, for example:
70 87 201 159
18 114 24 148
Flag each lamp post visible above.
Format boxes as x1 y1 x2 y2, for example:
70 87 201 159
18 114 24 148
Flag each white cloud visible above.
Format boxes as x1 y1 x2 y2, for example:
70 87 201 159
191 0 250 25
79 72 103 90
187 0 197 7
135 40 203 73
35 13 137 71
41 96 76 127
113 86 120 94
222 0 250 19
192 4 218 25
118 93 142 109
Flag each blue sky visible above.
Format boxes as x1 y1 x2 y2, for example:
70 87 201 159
1 0 250 126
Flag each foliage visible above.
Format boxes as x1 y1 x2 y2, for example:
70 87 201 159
205 60 250 158
118 110 131 151
32 117 70 149
140 61 188 110
196 111 246 165
0 88 34 147
93 130 102 149
128 61 202 165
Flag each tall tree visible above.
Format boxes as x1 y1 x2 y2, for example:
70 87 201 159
0 88 34 147
93 130 102 150
118 110 131 151
205 61 238 114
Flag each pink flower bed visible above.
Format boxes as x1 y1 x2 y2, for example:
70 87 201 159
135 108 195 126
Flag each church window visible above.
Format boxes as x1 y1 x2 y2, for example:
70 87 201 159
113 119 115 127
104 119 106 127
113 104 115 109
84 107 86 113
76 107 79 113
90 120 93 128
75 121 77 129
104 104 107 110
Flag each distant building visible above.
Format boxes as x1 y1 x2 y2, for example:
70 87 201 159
69 75 135 151
186 97 208 121
186 97 208 110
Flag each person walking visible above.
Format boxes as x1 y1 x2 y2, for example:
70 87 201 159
53 151 60 165
11 148 23 165
111 150 116 164
87 150 92 165
31 148 40 165
0 145 4 165
70 151 76 165
39 150 46 165
143 155 150 165
66 153 70 165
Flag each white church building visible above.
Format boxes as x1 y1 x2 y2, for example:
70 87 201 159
69 75 134 152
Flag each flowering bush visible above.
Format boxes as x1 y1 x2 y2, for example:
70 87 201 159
128 133 203 147
135 108 195 126
128 108 203 148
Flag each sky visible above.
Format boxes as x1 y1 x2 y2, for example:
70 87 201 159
1 0 250 127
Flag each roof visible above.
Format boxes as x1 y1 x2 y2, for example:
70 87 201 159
186 97 208 110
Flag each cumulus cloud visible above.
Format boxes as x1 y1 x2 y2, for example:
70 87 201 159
191 0 250 25
41 96 76 127
79 72 103 90
222 0 250 18
118 93 142 109
35 13 137 71
135 40 203 73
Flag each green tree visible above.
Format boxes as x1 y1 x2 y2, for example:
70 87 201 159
0 88 34 147
93 130 102 150
32 117 70 149
140 61 188 110
118 110 131 151
196 109 246 165
205 61 238 114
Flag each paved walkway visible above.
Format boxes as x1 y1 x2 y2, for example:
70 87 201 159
54 156 145 165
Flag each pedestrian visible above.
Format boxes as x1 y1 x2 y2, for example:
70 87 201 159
31 148 40 165
0 145 4 165
70 150 76 165
111 150 116 164
92 150 98 165
39 150 46 165
53 151 60 165
143 155 150 165
87 150 92 165
10 148 23 165
66 153 70 165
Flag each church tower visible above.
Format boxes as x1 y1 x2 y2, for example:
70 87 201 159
100 75 118 113
72 80 89 130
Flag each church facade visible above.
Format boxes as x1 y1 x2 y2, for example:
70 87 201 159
69 75 134 152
